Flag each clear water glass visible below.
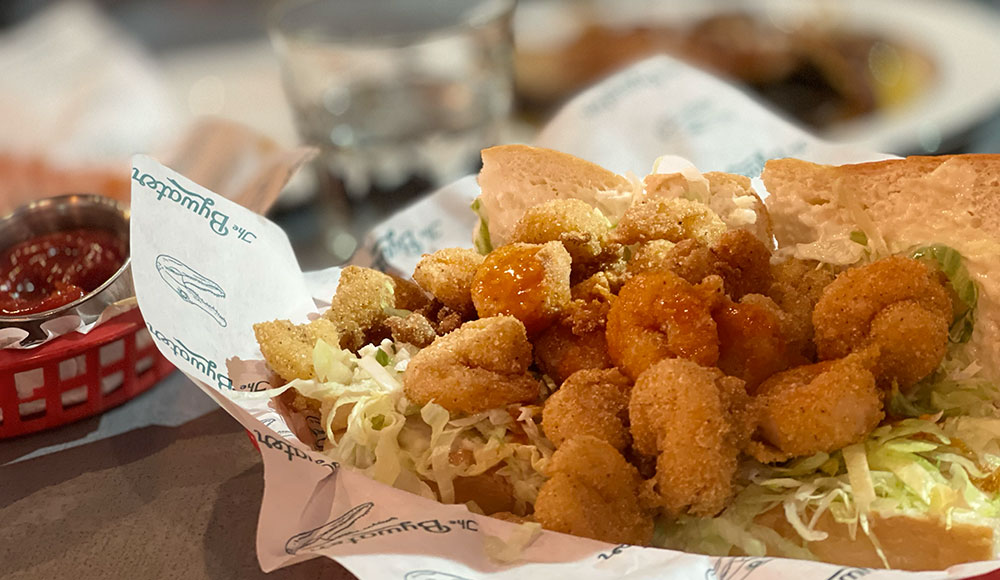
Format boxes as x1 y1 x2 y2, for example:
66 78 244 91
270 0 515 200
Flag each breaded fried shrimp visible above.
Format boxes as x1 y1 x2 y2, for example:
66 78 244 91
626 230 772 300
629 359 745 517
767 258 836 359
626 239 678 277
748 352 883 463
403 316 541 414
714 294 794 393
388 274 432 311
615 197 727 246
869 300 950 389
542 369 632 451
385 312 438 348
533 322 613 385
412 248 483 317
712 228 773 299
565 271 615 333
813 256 952 389
471 242 572 335
253 318 341 382
324 266 396 351
534 436 653 545
509 199 621 280
606 271 723 380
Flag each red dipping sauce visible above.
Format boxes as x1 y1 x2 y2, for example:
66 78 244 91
0 229 127 316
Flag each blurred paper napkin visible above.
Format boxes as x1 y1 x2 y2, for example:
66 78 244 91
0 1 175 165
131 56 999 579
0 3 314 350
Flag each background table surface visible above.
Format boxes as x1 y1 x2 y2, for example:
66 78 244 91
1 372 355 579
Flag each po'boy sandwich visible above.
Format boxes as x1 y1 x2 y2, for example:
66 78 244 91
252 146 1000 571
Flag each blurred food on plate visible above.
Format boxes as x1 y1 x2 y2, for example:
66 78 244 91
515 4 935 130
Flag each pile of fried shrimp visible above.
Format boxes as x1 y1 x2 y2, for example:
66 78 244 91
253 196 955 547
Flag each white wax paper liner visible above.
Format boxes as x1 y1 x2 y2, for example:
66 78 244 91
131 56 1000 579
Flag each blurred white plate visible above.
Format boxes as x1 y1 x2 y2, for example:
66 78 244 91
516 0 1000 153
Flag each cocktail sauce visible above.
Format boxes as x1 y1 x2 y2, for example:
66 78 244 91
0 229 126 316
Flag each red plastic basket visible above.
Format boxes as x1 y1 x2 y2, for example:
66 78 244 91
0 308 173 438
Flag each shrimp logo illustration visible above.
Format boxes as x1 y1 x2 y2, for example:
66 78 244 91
285 502 470 554
155 254 227 327
711 557 772 580
286 502 374 554
403 571 472 580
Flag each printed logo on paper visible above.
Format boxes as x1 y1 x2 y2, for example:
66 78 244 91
155 254 227 327
285 501 479 554
145 320 232 390
131 167 257 242
711 557 772 580
369 220 444 273
251 429 337 470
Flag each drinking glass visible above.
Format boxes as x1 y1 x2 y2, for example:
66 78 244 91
270 0 516 200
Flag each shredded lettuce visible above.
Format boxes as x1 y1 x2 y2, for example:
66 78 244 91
909 244 979 343
286 337 554 513
889 354 1000 419
658 414 1000 563
471 197 494 254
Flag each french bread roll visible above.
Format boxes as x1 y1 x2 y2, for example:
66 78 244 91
754 508 995 571
474 148 1000 570
476 145 636 248
475 145 773 250
644 170 773 248
762 155 1000 382
757 155 1000 569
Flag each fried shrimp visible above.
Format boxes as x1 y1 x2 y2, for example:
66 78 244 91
471 242 572 336
714 293 795 393
748 352 883 463
711 228 773 299
606 271 723 380
534 436 653 545
533 322 613 385
385 312 438 348
402 316 541 414
534 272 617 383
615 197 727 246
509 199 622 281
813 256 952 389
626 230 771 300
412 248 484 317
565 270 616 332
869 300 950 388
253 318 341 382
388 274 431 311
767 258 836 359
629 358 747 517
542 369 632 451
324 266 396 351
626 239 678 277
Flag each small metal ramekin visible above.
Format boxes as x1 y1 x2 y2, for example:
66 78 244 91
0 195 133 346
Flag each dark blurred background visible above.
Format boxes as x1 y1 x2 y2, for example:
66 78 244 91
2 0 1000 270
